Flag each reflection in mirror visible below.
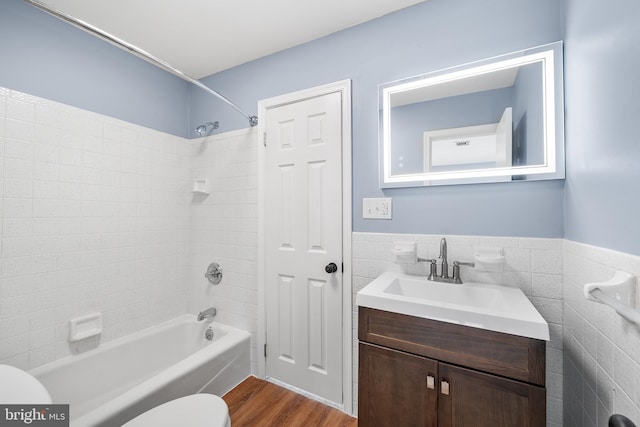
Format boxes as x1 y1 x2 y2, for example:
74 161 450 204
380 42 564 187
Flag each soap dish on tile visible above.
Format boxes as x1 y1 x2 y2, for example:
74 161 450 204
473 247 504 271
68 312 103 342
192 179 210 195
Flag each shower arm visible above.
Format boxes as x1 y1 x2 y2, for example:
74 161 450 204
23 0 258 128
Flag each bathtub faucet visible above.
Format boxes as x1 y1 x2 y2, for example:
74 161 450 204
197 307 217 321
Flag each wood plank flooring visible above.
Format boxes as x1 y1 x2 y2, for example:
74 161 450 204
223 376 357 427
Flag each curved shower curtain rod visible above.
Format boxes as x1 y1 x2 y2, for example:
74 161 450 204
23 0 258 128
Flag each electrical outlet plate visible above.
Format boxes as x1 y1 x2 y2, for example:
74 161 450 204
362 198 392 219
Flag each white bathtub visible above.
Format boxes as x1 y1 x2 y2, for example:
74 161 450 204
30 315 250 427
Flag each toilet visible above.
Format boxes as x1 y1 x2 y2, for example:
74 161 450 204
122 394 230 427
0 364 52 404
0 365 231 427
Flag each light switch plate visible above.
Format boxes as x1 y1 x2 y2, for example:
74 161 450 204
362 198 392 219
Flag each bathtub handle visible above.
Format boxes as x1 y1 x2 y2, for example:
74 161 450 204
205 263 223 285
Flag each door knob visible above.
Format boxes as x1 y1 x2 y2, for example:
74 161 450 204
325 263 338 273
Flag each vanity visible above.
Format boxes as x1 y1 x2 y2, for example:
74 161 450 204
356 272 549 426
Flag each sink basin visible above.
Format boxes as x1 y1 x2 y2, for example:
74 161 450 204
356 272 549 340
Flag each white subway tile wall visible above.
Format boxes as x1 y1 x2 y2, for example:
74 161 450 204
0 88 191 369
187 129 259 374
563 240 640 427
351 232 564 426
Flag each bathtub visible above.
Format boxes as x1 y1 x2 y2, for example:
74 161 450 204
30 315 251 427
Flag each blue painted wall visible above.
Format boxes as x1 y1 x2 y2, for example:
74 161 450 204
563 0 640 255
0 0 190 137
390 87 513 175
192 0 565 237
0 0 581 242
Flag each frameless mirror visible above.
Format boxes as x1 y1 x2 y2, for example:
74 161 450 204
379 42 564 187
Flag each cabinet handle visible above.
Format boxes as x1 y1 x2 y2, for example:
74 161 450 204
441 380 450 395
426 375 435 390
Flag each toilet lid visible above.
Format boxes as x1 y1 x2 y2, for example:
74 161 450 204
0 365 52 404
123 394 229 427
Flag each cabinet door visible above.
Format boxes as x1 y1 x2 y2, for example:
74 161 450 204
438 363 545 427
359 342 438 427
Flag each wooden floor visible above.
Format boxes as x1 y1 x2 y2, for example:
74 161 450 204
223 376 357 427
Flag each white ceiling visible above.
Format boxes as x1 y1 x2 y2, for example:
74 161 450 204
38 0 426 79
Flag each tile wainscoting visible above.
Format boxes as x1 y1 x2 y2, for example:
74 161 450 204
352 233 640 426
563 240 640 427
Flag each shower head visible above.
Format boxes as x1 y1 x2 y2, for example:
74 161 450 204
194 125 207 137
195 121 219 137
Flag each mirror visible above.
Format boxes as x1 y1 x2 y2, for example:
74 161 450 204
379 42 564 187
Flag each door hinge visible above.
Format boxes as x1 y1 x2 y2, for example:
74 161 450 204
263 132 267 147
264 343 267 358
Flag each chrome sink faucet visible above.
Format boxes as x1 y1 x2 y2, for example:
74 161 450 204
439 238 449 279
197 307 217 321
418 237 474 284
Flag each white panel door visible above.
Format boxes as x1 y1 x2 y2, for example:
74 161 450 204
264 91 343 404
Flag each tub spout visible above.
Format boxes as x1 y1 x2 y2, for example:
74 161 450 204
197 307 217 321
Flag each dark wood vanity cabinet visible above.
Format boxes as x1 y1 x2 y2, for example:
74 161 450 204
359 343 438 427
358 307 546 427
